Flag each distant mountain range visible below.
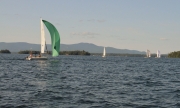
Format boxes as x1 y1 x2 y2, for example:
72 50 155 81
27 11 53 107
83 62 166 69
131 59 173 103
0 42 145 54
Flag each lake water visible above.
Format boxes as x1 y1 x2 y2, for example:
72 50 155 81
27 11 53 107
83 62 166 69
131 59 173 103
0 54 180 108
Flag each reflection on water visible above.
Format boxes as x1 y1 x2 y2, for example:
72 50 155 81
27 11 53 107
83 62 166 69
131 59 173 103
0 55 180 107
37 60 48 69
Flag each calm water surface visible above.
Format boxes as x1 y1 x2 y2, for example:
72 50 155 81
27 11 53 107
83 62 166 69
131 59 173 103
0 54 180 108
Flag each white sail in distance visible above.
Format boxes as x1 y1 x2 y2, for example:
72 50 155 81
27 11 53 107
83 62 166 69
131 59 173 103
158 50 161 57
102 47 106 57
146 50 149 57
157 50 161 58
41 18 45 53
148 50 151 57
146 49 151 57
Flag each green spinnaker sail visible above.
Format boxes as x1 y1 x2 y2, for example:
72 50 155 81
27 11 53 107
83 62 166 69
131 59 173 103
42 20 60 57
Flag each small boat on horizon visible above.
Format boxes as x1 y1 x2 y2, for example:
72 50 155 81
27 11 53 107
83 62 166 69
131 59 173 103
102 47 106 57
155 50 161 58
144 49 151 58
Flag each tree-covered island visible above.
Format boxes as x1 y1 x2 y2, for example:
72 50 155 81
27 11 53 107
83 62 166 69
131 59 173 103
60 50 90 55
18 50 40 54
0 49 11 53
168 51 180 58
18 50 90 55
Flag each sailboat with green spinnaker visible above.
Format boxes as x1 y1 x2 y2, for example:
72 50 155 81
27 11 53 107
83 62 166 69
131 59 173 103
26 18 60 60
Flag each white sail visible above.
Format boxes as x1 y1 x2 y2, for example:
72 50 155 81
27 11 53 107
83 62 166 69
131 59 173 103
146 49 151 57
158 50 161 58
156 50 159 57
102 47 106 57
157 50 161 58
41 18 45 53
148 50 151 57
146 50 149 57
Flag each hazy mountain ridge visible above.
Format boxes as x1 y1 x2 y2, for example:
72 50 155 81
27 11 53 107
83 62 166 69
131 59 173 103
0 42 145 54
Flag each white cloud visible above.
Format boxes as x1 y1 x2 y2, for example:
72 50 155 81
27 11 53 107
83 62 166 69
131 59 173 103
14 14 19 16
114 27 146 37
71 32 99 38
79 20 83 22
118 38 136 41
127 27 144 36
56 23 60 25
80 19 106 23
87 19 95 22
160 38 168 40
71 32 99 36
97 20 106 23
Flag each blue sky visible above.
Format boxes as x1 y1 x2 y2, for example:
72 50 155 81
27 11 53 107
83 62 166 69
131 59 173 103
1 0 180 54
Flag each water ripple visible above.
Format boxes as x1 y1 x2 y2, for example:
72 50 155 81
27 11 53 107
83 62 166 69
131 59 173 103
0 55 180 107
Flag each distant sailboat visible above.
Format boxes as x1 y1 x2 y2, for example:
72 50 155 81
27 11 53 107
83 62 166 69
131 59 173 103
145 49 151 58
102 47 106 57
155 50 161 58
26 18 60 60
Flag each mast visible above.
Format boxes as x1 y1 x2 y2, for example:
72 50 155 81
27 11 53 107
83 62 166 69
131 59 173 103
41 18 45 53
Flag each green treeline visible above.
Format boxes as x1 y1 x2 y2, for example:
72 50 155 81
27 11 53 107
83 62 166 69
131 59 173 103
18 50 90 55
91 53 145 57
0 49 11 53
60 50 90 55
168 51 180 58
18 50 40 54
92 53 168 57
